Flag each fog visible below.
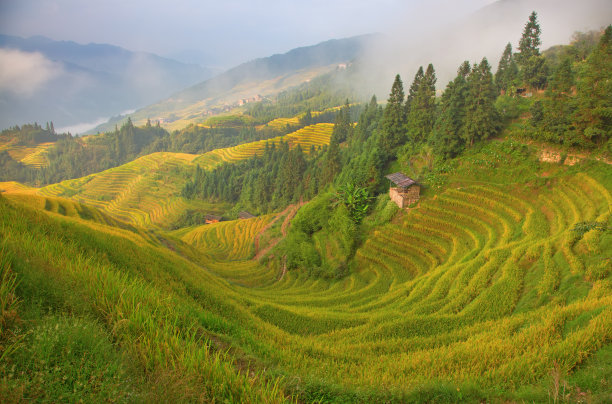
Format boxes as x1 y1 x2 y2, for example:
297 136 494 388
358 0 611 98
0 48 63 96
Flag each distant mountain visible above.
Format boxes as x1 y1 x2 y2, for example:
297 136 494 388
0 35 214 132
91 34 379 133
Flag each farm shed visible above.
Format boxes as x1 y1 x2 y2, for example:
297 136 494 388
385 172 420 208
238 211 256 219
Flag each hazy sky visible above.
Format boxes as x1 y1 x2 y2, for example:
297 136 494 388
0 0 495 67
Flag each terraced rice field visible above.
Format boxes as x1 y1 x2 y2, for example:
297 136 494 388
178 170 611 396
37 152 197 228
3 147 610 401
12 125 331 229
266 117 300 130
182 215 274 262
2 142 54 168
0 181 37 194
194 123 333 166
265 106 347 130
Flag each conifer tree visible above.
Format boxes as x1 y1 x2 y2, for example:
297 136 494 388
517 11 547 89
537 57 575 144
463 58 499 146
353 95 380 144
548 57 574 96
332 100 352 143
300 109 313 126
322 137 341 185
406 66 424 112
517 12 541 63
381 74 406 154
424 63 437 93
432 61 470 157
573 25 612 146
495 43 518 93
407 64 437 143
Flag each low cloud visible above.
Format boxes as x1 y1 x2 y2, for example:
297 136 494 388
358 0 612 98
0 48 63 97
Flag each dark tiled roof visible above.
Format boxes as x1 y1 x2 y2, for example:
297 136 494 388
385 172 417 188
205 214 222 221
238 211 256 219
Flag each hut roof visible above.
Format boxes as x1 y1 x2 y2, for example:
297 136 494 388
205 214 222 221
385 172 417 188
238 211 256 219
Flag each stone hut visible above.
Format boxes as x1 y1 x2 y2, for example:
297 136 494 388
385 172 420 208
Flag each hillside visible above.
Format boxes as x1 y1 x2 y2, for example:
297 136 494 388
90 35 376 133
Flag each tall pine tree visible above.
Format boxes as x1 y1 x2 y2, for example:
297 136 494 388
495 43 518 93
332 100 353 143
381 74 406 154
407 64 437 143
517 11 547 89
463 58 499 146
406 66 424 113
432 61 470 157
529 57 575 144
322 137 341 186
573 25 612 146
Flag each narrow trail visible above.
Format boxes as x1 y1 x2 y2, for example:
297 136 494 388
279 259 287 281
253 201 305 261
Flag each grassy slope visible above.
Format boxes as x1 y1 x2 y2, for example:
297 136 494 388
1 138 610 403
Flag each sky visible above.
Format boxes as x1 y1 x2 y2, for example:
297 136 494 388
0 0 496 67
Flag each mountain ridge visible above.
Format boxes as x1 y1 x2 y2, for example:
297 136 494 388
89 34 379 133
0 34 215 131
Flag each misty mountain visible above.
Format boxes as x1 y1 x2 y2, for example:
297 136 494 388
180 34 378 102
0 35 214 131
91 34 379 133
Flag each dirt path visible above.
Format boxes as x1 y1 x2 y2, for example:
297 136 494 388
278 259 287 281
252 204 293 254
253 200 305 260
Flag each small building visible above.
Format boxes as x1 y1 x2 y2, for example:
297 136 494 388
238 211 256 220
385 172 420 208
205 214 222 224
